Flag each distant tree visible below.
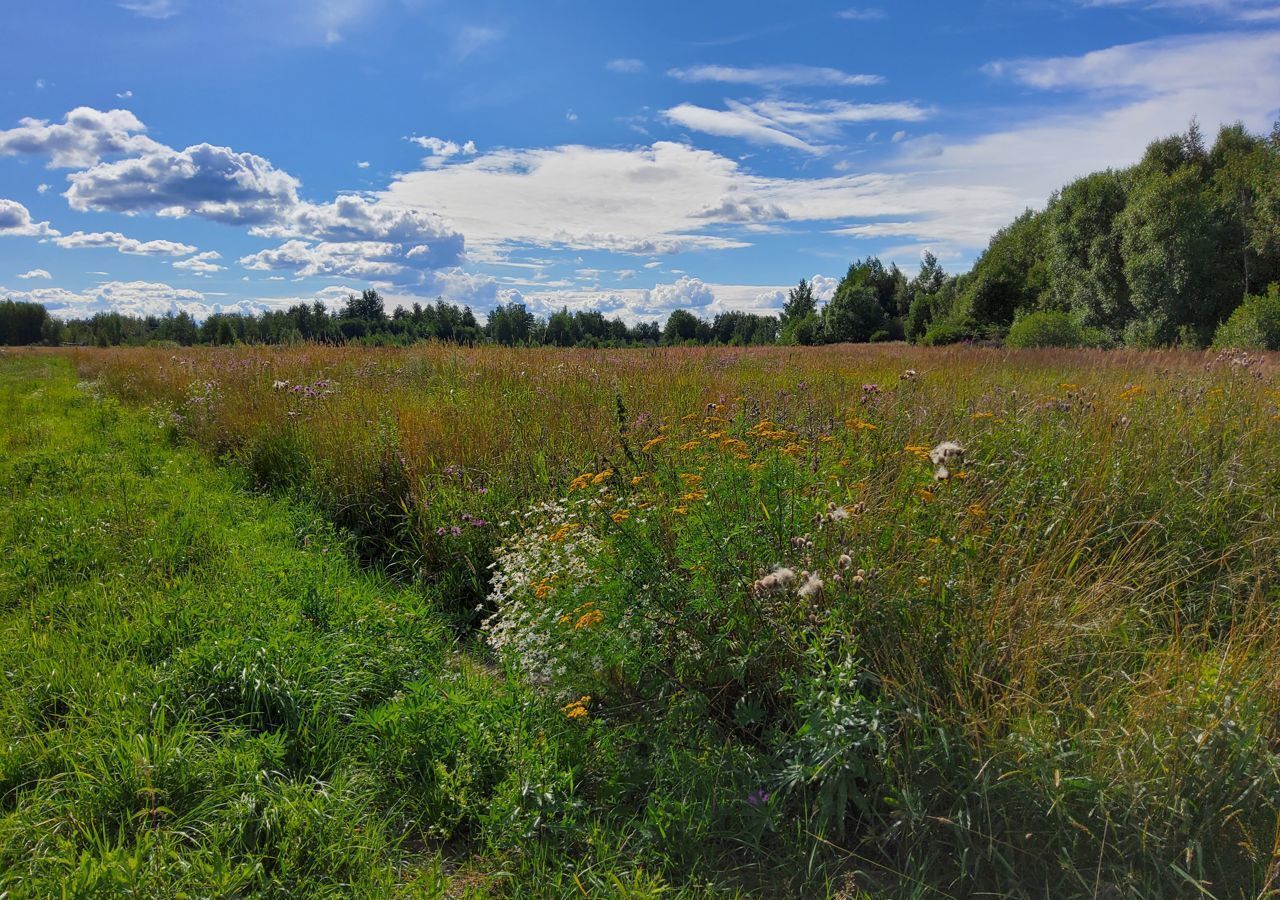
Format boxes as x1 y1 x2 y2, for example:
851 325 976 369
823 281 884 344
0 299 50 345
781 279 816 327
662 308 702 344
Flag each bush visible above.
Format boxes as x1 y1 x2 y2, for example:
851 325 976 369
1005 310 1086 348
920 320 970 346
1213 286 1280 350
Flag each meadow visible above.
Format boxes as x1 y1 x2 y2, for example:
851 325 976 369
3 342 1279 897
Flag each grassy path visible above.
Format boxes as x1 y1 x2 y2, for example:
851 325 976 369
0 354 487 897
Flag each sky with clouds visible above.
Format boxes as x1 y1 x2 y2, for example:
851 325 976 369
1 0 1278 322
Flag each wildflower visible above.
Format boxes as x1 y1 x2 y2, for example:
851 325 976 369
747 788 771 807
678 440 701 452
825 503 849 523
272 379 289 390
847 417 877 431
569 473 593 491
562 696 591 720
1119 384 1146 401
928 441 966 480
967 503 986 518
679 490 708 502
838 554 853 570
917 488 935 502
574 609 604 630
863 383 881 394
916 576 930 586
611 510 631 524
591 469 613 485
547 523 581 543
904 444 931 460
751 567 796 596
971 412 994 420
797 572 824 599
641 436 666 452
672 506 690 515
630 475 646 486
678 473 703 486
534 579 555 600
900 369 918 381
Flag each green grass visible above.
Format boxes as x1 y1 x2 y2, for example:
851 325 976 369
5 345 1280 897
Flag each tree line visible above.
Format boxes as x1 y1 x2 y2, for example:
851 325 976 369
4 120 1278 351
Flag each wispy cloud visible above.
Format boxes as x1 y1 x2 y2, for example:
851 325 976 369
664 98 931 153
606 58 646 74
118 0 177 19
835 7 886 21
668 64 883 88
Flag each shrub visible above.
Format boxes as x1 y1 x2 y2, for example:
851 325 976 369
920 320 970 346
1005 310 1086 348
1213 286 1280 350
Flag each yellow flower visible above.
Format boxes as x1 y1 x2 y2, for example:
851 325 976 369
846 418 877 431
642 436 667 452
574 609 604 630
1059 382 1079 391
679 490 707 502
782 442 807 457
630 474 646 486
967 503 986 518
672 505 690 515
534 579 555 599
903 444 931 460
748 462 765 471
569 473 593 491
678 440 701 452
562 695 591 719
611 510 631 524
547 523 581 543
917 488 934 503
678 472 703 486
916 576 931 586
1119 385 1146 401
971 412 994 420
591 469 613 485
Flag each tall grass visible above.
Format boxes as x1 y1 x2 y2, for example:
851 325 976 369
17 342 1280 894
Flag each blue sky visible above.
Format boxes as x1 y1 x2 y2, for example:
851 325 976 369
1 0 1278 322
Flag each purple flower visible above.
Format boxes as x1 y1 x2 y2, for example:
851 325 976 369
747 789 770 808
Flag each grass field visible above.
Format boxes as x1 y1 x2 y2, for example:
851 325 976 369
4 344 1280 897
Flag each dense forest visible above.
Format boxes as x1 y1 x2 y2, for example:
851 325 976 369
4 121 1278 352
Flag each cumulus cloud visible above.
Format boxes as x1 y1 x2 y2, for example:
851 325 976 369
65 142 302 225
53 230 196 256
0 199 58 237
406 135 478 162
172 250 224 275
668 64 883 87
0 107 158 168
2 280 206 318
17 268 52 279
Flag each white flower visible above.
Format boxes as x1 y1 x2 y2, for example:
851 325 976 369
929 441 965 480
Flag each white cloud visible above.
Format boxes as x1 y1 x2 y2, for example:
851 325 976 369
1081 0 1280 20
3 280 206 318
357 160 370 168
665 103 820 153
36 184 50 194
808 274 838 303
118 0 177 18
668 64 883 88
0 199 58 238
0 106 159 168
116 90 133 99
53 230 196 256
172 250 224 275
607 58 646 74
65 142 302 225
406 135 478 162
665 99 930 153
17 269 52 280
835 7 886 20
